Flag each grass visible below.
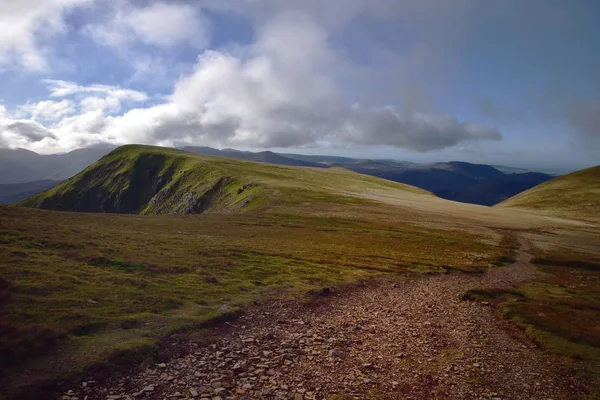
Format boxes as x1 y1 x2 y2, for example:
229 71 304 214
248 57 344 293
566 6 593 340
0 205 504 397
463 249 600 398
497 164 600 220
19 145 431 216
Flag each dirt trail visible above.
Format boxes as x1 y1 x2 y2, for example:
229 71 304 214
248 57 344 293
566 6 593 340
61 242 584 400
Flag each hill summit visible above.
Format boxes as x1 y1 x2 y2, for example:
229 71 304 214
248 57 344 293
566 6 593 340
19 145 268 214
20 145 431 215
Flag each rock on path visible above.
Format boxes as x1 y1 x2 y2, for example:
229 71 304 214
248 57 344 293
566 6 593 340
61 244 584 400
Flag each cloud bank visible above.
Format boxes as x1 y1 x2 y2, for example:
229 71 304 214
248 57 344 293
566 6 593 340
0 0 92 71
0 8 500 153
87 1 211 50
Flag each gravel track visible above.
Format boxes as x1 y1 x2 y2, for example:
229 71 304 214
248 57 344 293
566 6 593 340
60 242 585 400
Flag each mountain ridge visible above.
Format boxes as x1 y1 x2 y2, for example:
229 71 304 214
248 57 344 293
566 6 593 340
2 144 555 206
180 147 555 206
20 145 432 215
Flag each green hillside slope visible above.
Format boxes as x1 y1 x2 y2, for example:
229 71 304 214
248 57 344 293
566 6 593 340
497 165 599 218
19 144 431 215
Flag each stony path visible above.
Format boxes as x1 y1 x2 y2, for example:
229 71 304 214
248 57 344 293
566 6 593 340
61 243 584 400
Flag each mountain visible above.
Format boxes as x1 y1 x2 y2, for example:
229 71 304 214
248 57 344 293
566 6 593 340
497 165 600 219
180 149 554 206
180 146 323 168
335 160 553 206
492 165 540 174
3 144 554 206
276 152 364 165
0 148 48 184
439 172 556 206
0 180 61 204
21 145 431 215
0 145 115 184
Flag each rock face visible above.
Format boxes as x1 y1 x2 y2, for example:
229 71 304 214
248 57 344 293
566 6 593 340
20 146 265 215
59 244 585 399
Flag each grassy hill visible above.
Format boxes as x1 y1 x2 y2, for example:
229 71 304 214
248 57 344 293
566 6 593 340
497 165 599 219
178 147 555 206
20 145 430 215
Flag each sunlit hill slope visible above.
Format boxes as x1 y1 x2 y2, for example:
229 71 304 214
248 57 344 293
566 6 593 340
19 144 431 215
497 165 600 220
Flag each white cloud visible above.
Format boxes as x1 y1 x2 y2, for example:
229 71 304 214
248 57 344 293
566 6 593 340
338 108 501 152
0 105 57 148
88 2 210 49
43 79 148 113
44 80 146 100
0 0 92 71
200 0 473 32
0 118 57 148
18 99 75 121
0 10 500 154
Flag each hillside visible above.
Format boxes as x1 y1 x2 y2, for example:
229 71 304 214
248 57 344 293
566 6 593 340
179 147 555 206
335 160 553 206
20 145 431 215
497 165 600 218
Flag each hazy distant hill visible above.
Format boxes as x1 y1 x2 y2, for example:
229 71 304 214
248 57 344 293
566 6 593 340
276 152 364 165
0 180 61 204
497 165 600 218
0 145 115 184
178 147 555 205
341 160 554 206
181 146 323 168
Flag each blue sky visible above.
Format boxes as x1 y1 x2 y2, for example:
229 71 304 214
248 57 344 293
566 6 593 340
0 0 598 172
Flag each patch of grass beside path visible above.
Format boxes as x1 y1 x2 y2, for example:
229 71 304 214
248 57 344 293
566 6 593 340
463 249 600 398
0 205 503 398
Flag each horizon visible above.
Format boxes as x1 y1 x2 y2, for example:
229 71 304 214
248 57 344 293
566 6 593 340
3 142 573 175
1 1 599 172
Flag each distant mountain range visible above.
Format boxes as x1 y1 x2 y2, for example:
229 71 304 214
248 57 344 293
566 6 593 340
179 147 322 168
182 147 555 206
0 180 62 204
0 145 116 184
0 145 555 206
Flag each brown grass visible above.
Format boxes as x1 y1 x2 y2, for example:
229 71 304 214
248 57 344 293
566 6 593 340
0 205 504 396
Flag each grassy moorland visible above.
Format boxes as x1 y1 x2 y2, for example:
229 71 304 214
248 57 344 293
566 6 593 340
0 206 506 397
463 246 600 394
497 164 600 221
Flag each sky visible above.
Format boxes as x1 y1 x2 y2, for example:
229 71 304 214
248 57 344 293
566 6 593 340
0 0 598 172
